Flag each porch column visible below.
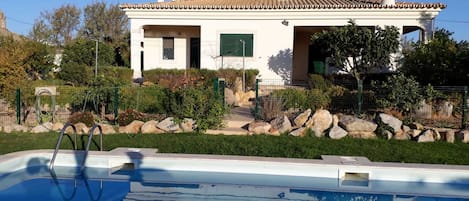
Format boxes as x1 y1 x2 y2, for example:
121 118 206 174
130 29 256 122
421 19 434 43
130 23 144 79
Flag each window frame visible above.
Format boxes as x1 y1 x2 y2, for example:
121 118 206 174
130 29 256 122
162 37 174 60
220 34 254 57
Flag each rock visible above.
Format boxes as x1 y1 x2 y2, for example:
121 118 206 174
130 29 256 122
99 124 117 134
224 88 235 106
402 125 410 134
414 100 432 119
141 120 160 134
378 113 402 134
408 129 422 138
31 124 52 133
248 121 271 135
409 122 424 130
294 109 311 127
456 130 469 143
270 115 292 133
289 127 307 137
437 101 453 118
305 109 333 137
417 130 435 143
332 115 339 127
74 123 89 134
234 77 243 93
52 122 64 131
339 115 377 137
431 129 441 141
444 130 455 143
234 90 255 107
157 117 181 133
120 120 144 134
5 124 29 133
180 118 196 132
382 130 393 140
393 133 410 140
328 126 348 139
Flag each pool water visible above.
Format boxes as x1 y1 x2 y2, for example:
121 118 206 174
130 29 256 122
1 166 469 201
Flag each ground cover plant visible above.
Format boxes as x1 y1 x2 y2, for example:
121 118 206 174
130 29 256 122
1 132 469 165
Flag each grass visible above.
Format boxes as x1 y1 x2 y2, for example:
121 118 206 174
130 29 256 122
1 132 469 165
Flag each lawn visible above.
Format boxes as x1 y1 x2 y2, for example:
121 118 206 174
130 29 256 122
1 132 469 165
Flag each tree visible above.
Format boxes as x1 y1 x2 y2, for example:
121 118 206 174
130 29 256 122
0 36 28 102
61 38 114 67
81 2 128 43
401 29 469 86
22 40 55 80
311 20 400 114
29 4 81 47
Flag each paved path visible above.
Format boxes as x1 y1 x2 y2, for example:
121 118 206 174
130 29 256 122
206 106 254 135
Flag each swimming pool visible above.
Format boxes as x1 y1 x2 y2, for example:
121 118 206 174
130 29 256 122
1 148 469 200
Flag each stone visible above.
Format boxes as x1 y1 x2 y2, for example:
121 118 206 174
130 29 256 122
456 130 469 143
74 123 89 134
289 127 307 137
348 132 377 139
393 133 410 140
120 120 144 134
332 115 339 127
141 120 160 134
444 130 455 143
294 109 311 127
408 129 422 138
305 109 333 137
270 115 292 133
382 130 393 140
431 129 441 141
99 124 117 134
248 121 271 135
417 130 435 143
234 77 243 93
437 101 453 118
378 113 402 134
157 117 181 133
4 124 29 133
339 115 377 134
414 100 432 119
328 126 348 139
224 88 235 106
31 124 52 133
234 90 255 107
402 125 410 134
180 118 196 132
52 122 64 131
409 122 424 130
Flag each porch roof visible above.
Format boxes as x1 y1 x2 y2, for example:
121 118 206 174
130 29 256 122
120 0 446 10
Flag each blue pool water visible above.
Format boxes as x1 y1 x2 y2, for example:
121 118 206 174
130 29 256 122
1 166 469 201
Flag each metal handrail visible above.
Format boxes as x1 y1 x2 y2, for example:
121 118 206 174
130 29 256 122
80 124 103 172
49 122 77 170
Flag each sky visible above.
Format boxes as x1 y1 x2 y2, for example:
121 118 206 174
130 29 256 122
0 0 468 41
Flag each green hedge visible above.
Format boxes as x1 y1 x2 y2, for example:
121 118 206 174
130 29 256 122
98 66 133 85
143 68 259 90
271 88 330 111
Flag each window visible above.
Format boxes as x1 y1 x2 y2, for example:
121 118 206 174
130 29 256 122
220 34 253 57
163 37 174 60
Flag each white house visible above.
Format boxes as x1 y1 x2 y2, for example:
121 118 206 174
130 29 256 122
120 0 445 85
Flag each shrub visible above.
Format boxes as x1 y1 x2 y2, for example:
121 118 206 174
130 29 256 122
308 74 330 91
58 62 92 86
271 88 330 111
117 109 146 126
68 111 95 127
99 66 133 85
119 85 168 114
259 95 286 121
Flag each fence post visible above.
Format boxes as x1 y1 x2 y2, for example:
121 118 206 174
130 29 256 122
114 86 119 125
219 79 225 106
15 88 21 125
357 79 363 116
255 79 260 120
213 77 219 95
462 86 468 129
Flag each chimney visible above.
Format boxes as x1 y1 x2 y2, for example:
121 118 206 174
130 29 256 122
381 0 396 6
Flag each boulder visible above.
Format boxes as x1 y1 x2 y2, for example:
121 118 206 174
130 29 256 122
52 122 64 131
378 113 402 134
332 115 339 127
408 129 422 138
234 77 243 93
248 121 271 135
294 109 311 127
99 124 117 134
417 130 435 143
414 100 432 119
180 118 196 132
339 115 378 135
5 124 29 133
157 117 181 133
305 109 333 137
443 130 455 143
328 126 348 140
393 132 410 140
270 115 292 133
456 130 469 143
141 120 160 134
289 127 307 137
409 122 424 130
382 130 393 140
234 90 255 107
31 123 52 133
348 132 377 139
402 125 410 134
224 88 235 106
65 123 89 134
437 101 453 118
120 120 144 134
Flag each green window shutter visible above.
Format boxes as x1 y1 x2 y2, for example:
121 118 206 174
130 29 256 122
220 34 253 57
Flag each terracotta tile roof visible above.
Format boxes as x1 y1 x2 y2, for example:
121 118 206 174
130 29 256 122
120 0 446 10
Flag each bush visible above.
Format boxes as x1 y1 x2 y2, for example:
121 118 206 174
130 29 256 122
119 85 168 114
68 111 95 127
99 66 133 85
259 95 286 121
117 109 146 126
271 88 330 111
308 74 330 91
58 62 92 86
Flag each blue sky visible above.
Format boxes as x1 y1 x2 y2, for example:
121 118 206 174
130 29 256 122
0 0 468 41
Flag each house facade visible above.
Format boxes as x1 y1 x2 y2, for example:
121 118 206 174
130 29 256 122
121 0 445 85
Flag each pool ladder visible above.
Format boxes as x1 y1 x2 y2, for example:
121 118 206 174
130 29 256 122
49 122 103 171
